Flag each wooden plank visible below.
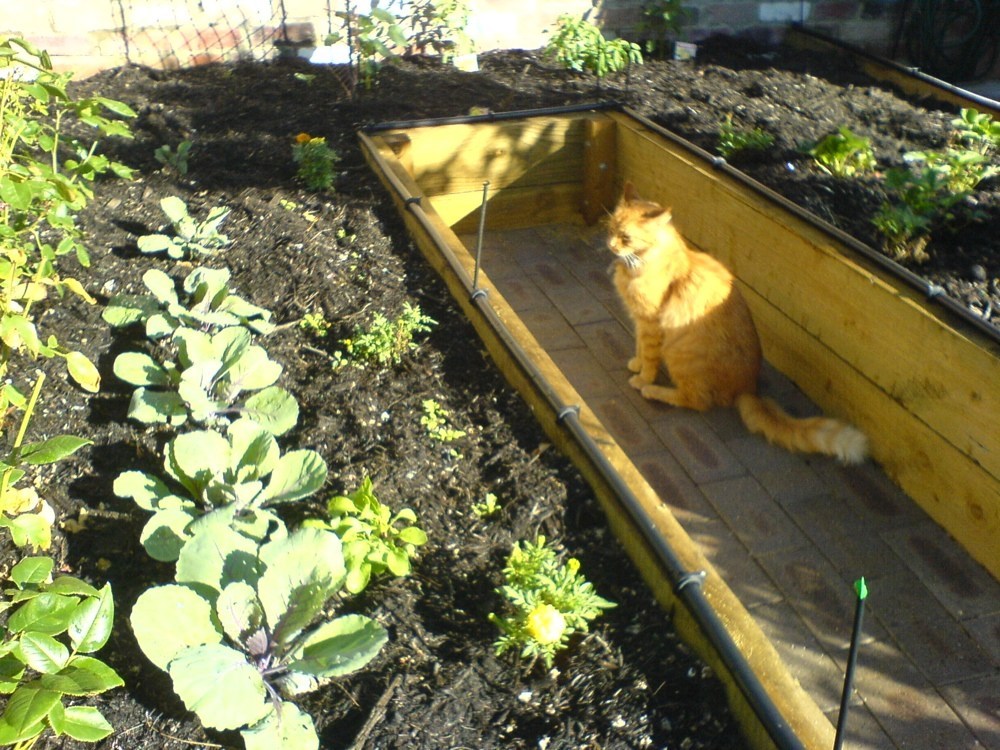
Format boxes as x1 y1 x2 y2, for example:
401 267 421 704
582 117 617 225
747 283 1000 579
381 112 607 196
433 183 584 233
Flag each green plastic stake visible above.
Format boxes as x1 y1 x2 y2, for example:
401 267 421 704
834 577 868 750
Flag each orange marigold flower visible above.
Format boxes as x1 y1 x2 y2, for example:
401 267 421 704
294 132 312 143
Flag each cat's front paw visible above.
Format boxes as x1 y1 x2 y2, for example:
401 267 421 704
627 357 642 373
628 374 650 390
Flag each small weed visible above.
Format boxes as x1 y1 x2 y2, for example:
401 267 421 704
334 303 435 369
421 399 466 442
717 115 775 159
154 139 193 175
300 311 331 338
472 492 501 518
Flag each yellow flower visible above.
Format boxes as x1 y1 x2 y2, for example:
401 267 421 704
294 132 312 144
525 603 566 645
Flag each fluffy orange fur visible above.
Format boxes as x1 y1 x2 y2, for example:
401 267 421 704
607 182 868 464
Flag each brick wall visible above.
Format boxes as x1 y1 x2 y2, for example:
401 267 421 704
1 0 901 77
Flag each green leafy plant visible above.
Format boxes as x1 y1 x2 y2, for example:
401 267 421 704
1 374 91 551
807 126 876 177
137 196 230 259
0 37 135 402
405 0 473 62
154 140 193 176
420 399 465 442
874 145 995 262
114 418 327 561
130 526 387 750
112 325 298 434
299 311 331 338
951 107 1000 155
334 302 435 369
332 3 408 89
103 266 275 338
471 492 501 518
717 114 775 159
0 556 121 746
490 536 614 669
544 14 643 80
638 0 687 56
306 477 427 594
291 133 339 192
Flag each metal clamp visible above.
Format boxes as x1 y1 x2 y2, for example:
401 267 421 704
676 570 707 592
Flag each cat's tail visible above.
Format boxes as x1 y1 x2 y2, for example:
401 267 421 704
734 393 868 464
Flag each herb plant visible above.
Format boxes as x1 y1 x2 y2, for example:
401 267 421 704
332 3 408 89
137 196 230 259
405 0 473 62
0 37 135 402
544 14 643 80
952 107 1000 155
717 114 775 159
306 477 427 594
130 526 387 750
154 140 193 175
334 302 435 369
807 126 876 177
103 266 275 338
490 536 615 669
0 556 121 746
291 133 339 192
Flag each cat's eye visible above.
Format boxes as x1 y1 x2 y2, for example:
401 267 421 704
619 232 631 244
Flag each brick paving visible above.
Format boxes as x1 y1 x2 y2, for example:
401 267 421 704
465 224 1000 750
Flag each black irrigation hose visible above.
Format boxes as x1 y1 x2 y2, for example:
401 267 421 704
363 127 806 750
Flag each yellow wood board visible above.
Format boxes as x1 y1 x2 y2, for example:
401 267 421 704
429 182 584 233
610 111 1000 577
379 112 609 197
360 126 835 750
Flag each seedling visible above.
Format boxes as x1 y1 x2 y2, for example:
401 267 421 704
154 140 193 175
137 196 230 259
490 536 615 669
807 126 876 177
307 477 427 594
717 114 775 159
420 399 466 442
334 302 435 369
471 492 501 518
0 556 121 746
299 311 331 338
131 527 387 750
951 107 1000 155
544 14 642 80
291 133 339 192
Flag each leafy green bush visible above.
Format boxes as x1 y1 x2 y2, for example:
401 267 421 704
334 302 435 369
0 556 121 746
137 196 230 259
131 526 387 750
544 14 643 80
0 37 135 402
331 4 408 89
307 477 426 594
115 418 328 561
638 0 687 56
405 0 473 62
807 126 876 177
490 536 614 669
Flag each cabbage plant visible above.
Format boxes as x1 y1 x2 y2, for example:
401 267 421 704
131 526 387 750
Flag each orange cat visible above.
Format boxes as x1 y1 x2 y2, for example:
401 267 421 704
607 182 868 464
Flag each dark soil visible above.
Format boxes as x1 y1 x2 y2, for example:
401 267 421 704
14 34 998 749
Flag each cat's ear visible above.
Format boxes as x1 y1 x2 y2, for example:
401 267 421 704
622 181 640 203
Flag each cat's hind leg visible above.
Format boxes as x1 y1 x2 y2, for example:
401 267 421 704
639 382 714 411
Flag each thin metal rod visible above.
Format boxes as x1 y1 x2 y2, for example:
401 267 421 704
472 180 489 291
834 577 868 750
